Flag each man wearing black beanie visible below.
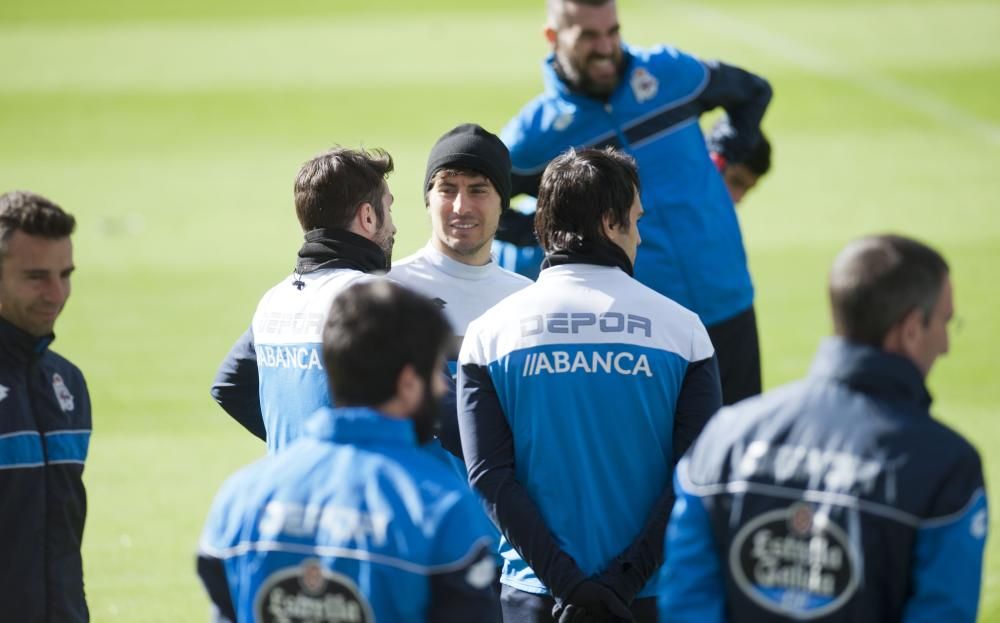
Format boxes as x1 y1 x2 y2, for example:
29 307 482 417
390 124 532 616
423 123 513 212
391 123 529 352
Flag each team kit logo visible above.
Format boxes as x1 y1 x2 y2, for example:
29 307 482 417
729 503 859 619
630 67 659 103
254 559 374 623
52 373 75 411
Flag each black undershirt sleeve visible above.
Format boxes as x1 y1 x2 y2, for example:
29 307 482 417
196 554 237 623
210 326 266 441
697 61 773 163
597 355 723 602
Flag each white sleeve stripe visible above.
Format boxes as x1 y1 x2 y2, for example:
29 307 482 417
684 468 987 530
198 535 495 576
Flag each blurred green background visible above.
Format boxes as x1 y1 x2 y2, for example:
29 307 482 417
1 0 998 619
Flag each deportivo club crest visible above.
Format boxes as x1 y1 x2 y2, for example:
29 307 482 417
729 503 860 619
553 110 574 132
630 68 659 103
52 373 75 412
254 559 374 623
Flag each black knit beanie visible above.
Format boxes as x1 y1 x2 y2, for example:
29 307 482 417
424 123 512 210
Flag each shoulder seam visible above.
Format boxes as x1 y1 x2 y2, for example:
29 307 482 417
922 487 987 529
682 471 923 528
199 535 494 576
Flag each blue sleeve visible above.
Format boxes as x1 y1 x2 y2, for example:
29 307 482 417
457 362 588 599
210 326 266 441
696 61 772 164
197 467 257 622
658 461 727 623
902 454 988 623
501 116 545 199
493 208 544 279
492 239 545 280
598 355 723 602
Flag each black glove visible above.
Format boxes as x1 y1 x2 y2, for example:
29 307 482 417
554 604 590 623
596 556 648 607
552 580 634 622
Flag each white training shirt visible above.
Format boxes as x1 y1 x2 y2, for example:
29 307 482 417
389 244 533 338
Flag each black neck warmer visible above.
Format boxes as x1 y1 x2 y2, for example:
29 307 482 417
295 228 389 276
540 236 634 276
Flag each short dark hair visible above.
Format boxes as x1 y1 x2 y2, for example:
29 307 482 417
829 234 949 346
707 116 772 177
294 147 394 232
741 133 771 177
0 190 76 260
547 0 613 28
322 281 451 407
534 147 640 252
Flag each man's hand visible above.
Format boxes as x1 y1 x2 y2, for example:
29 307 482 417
552 580 634 622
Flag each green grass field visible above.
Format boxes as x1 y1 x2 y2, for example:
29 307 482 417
1 0 998 620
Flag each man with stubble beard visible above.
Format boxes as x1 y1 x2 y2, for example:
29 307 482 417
495 0 772 406
211 147 398 452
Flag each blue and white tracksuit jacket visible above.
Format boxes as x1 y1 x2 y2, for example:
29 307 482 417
198 407 500 623
457 261 722 602
498 45 771 327
659 338 988 622
212 267 377 452
0 317 91 623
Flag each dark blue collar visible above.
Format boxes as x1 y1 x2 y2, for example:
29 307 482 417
304 406 417 447
0 316 53 363
809 337 932 411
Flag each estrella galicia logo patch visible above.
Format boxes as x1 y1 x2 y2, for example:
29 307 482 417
52 373 75 412
729 503 859 619
629 67 659 103
254 559 374 623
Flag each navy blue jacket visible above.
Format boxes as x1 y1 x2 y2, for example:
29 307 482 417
659 338 987 622
198 407 500 623
0 317 91 623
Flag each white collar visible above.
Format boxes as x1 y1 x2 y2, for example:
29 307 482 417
421 243 497 281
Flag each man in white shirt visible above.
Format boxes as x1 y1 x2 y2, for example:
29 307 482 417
389 123 531 618
392 123 531 340
390 123 531 467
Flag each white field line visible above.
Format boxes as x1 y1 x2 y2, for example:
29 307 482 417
681 4 1000 147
